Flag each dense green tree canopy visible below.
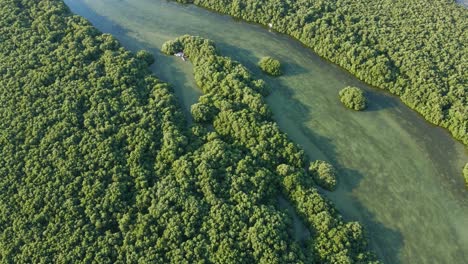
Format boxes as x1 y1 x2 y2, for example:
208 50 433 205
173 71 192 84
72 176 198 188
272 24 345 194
0 1 378 263
308 160 338 191
162 35 379 263
258 56 282 76
173 0 468 146
136 50 155 66
464 163 468 187
339 86 367 111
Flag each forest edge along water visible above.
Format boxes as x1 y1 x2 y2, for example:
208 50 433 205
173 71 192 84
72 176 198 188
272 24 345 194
64 0 467 263
172 0 467 148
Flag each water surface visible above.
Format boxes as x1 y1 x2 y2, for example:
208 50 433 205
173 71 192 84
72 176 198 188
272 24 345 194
64 1 468 263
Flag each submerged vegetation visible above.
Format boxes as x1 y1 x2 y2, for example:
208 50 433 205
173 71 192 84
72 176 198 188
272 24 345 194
339 86 367 111
0 0 185 261
258 56 282 76
173 0 468 146
0 0 379 262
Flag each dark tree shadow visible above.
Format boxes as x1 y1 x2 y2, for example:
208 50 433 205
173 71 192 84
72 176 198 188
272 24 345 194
217 42 308 77
281 98 403 264
333 68 399 112
220 44 405 262
285 87 403 263
217 41 399 114
364 90 399 112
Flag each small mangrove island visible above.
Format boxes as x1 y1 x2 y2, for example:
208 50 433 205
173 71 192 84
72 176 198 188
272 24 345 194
339 86 367 111
258 56 282 76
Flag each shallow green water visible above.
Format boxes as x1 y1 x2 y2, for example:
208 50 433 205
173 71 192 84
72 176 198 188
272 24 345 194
64 0 468 263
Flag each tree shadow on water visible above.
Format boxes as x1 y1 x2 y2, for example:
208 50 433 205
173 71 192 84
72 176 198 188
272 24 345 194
364 89 400 113
216 42 309 78
61 4 404 260
256 63 404 263
296 98 403 263
336 168 404 264
218 41 398 117
160 35 404 262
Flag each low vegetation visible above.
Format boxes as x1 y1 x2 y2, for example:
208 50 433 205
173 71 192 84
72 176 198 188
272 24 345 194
339 86 367 111
308 160 338 191
258 56 282 76
173 0 468 146
0 1 378 263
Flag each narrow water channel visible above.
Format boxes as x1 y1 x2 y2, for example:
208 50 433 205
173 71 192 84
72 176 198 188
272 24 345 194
64 0 468 263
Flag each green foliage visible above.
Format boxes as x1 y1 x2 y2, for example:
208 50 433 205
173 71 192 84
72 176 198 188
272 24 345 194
308 160 337 191
464 163 468 187
162 35 379 263
191 101 217 122
161 38 183 55
0 1 378 263
136 49 155 66
339 86 367 111
258 56 282 76
174 0 468 145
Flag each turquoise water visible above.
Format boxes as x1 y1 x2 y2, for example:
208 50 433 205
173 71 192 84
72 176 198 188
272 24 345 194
64 1 468 263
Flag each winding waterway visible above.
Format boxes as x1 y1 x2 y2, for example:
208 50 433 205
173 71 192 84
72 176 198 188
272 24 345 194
64 0 468 263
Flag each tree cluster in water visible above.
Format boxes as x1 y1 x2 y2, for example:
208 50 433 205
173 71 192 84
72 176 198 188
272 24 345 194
339 87 367 111
174 0 468 146
162 34 378 263
0 1 379 262
258 56 282 76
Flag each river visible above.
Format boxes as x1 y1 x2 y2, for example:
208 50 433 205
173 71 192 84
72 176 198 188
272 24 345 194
63 0 468 263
